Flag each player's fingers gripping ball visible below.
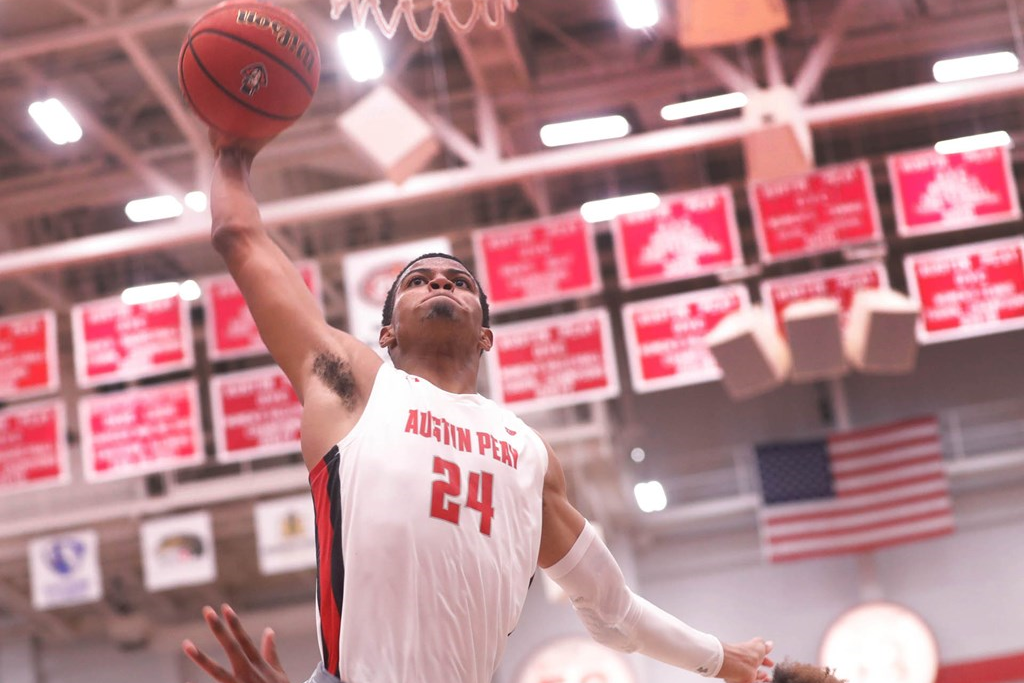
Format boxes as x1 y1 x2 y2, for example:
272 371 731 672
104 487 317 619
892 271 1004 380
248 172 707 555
179 0 321 139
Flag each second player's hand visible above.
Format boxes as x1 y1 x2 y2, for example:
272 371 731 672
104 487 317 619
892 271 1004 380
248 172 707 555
719 638 775 683
182 604 292 683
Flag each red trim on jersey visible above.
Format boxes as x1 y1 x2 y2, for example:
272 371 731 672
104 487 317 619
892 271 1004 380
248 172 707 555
310 446 343 677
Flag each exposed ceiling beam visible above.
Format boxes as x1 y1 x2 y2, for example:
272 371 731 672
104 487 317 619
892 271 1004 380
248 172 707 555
4 70 1024 280
694 49 759 93
793 0 866 102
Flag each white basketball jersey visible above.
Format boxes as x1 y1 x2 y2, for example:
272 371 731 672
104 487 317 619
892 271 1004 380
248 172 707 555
309 363 548 683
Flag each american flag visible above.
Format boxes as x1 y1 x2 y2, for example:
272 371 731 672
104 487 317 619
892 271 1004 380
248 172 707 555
756 416 954 563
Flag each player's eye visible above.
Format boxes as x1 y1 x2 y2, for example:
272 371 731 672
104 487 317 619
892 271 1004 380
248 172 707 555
455 278 469 288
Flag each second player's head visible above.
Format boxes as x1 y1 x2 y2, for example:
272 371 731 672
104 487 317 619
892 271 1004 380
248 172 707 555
772 663 847 683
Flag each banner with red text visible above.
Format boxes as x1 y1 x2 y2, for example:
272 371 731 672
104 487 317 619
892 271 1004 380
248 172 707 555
622 285 750 393
760 262 890 334
904 237 1024 344
749 161 882 262
888 146 1020 237
0 309 59 401
210 365 302 463
0 400 68 496
71 295 193 388
473 214 601 312
611 187 743 289
342 237 453 352
204 260 322 361
486 309 619 412
79 380 204 482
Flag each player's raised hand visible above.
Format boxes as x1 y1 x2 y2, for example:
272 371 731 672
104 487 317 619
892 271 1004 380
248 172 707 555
719 638 775 683
208 128 273 158
182 604 291 683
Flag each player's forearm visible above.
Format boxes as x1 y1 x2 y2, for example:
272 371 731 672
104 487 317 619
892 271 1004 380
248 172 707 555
211 148 264 251
544 522 723 677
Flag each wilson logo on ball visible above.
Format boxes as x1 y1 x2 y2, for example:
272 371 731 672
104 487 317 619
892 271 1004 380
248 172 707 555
235 9 316 74
240 63 268 97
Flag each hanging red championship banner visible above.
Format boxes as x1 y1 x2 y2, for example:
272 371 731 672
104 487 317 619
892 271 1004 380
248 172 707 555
79 380 204 482
611 187 743 289
749 161 882 262
0 400 68 495
204 260 322 361
472 214 601 312
761 262 890 334
904 237 1024 344
71 295 193 388
888 145 1021 237
622 285 750 393
0 309 59 401
210 365 302 463
486 309 619 413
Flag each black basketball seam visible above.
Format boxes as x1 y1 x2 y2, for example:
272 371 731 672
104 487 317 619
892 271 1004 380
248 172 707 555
185 37 301 122
193 27 317 96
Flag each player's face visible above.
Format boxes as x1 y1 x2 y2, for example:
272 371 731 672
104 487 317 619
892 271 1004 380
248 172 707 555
389 257 487 341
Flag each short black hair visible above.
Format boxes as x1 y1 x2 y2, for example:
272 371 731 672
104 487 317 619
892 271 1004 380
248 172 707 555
381 252 490 327
773 663 846 683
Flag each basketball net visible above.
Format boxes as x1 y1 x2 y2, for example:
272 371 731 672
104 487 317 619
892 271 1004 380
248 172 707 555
329 0 518 41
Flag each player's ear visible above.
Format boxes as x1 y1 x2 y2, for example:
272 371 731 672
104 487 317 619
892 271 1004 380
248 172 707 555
478 327 493 353
379 325 397 349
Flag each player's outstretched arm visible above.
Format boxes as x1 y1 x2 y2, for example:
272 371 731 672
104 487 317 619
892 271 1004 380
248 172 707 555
537 443 773 683
208 138 380 403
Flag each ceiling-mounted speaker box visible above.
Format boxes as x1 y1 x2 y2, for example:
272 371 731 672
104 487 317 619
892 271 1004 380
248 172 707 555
337 85 441 184
678 0 790 48
742 86 814 182
706 306 791 400
844 289 921 374
783 298 847 383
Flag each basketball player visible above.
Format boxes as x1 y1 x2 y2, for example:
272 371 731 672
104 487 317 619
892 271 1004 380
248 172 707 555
182 138 775 683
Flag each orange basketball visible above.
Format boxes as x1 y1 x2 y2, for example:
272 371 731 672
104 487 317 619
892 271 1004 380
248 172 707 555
178 1 321 139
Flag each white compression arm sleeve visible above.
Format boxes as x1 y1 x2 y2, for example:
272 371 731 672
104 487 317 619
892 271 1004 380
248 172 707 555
543 522 724 677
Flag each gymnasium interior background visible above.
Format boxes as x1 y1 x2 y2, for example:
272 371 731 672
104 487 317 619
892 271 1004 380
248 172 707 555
0 0 1023 682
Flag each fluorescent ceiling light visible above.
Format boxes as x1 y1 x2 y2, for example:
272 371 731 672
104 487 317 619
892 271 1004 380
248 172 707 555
540 115 631 147
28 98 83 145
613 0 659 29
184 191 208 212
178 279 202 302
122 280 202 305
121 282 181 306
125 195 184 223
581 192 660 223
661 91 749 121
933 51 1019 83
338 29 384 83
934 131 1012 155
634 480 667 513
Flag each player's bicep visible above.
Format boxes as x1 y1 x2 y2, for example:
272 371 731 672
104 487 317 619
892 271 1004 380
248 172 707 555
215 227 332 393
538 441 587 568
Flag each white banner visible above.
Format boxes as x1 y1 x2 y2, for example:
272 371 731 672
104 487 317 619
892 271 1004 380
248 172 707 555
29 529 103 610
254 494 317 575
140 511 217 592
342 237 453 351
